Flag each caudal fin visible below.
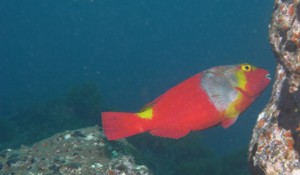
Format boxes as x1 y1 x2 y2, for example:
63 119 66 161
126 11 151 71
101 112 149 140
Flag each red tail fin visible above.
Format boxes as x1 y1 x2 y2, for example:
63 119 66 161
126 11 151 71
101 112 149 140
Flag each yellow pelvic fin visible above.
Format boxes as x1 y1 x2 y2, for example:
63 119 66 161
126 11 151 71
224 92 242 118
137 106 153 119
224 103 239 118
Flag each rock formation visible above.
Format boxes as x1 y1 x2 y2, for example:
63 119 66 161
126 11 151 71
0 126 150 175
249 0 300 174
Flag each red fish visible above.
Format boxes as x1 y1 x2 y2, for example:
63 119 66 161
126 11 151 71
102 63 271 140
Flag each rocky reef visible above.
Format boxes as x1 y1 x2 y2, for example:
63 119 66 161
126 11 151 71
249 0 300 174
0 126 150 175
0 83 152 174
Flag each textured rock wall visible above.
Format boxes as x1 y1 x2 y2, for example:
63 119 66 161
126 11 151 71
0 126 151 175
249 0 300 174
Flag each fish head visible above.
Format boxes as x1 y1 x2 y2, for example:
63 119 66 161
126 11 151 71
201 63 271 127
226 63 271 98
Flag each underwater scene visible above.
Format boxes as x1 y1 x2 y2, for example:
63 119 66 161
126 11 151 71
1 0 277 174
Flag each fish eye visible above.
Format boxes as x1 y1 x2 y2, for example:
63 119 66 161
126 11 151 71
241 64 251 72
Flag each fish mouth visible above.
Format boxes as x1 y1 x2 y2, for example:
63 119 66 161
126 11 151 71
265 74 271 80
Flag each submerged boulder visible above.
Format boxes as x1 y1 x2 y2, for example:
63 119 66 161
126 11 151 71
249 0 300 174
0 126 150 175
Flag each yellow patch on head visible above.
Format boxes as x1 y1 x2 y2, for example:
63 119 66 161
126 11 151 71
225 64 257 118
235 70 247 89
223 64 258 119
137 106 153 119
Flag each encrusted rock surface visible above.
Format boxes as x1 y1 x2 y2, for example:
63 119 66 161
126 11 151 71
0 126 150 175
249 0 300 174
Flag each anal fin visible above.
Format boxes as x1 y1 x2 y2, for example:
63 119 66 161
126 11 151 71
150 128 190 139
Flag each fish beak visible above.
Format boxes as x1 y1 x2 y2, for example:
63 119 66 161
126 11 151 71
266 74 271 80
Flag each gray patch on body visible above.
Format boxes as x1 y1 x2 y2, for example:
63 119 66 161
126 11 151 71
201 66 238 113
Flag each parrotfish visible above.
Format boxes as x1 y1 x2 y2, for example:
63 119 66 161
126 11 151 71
102 63 271 140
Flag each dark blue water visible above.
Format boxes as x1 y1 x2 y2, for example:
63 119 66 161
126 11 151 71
1 0 275 174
